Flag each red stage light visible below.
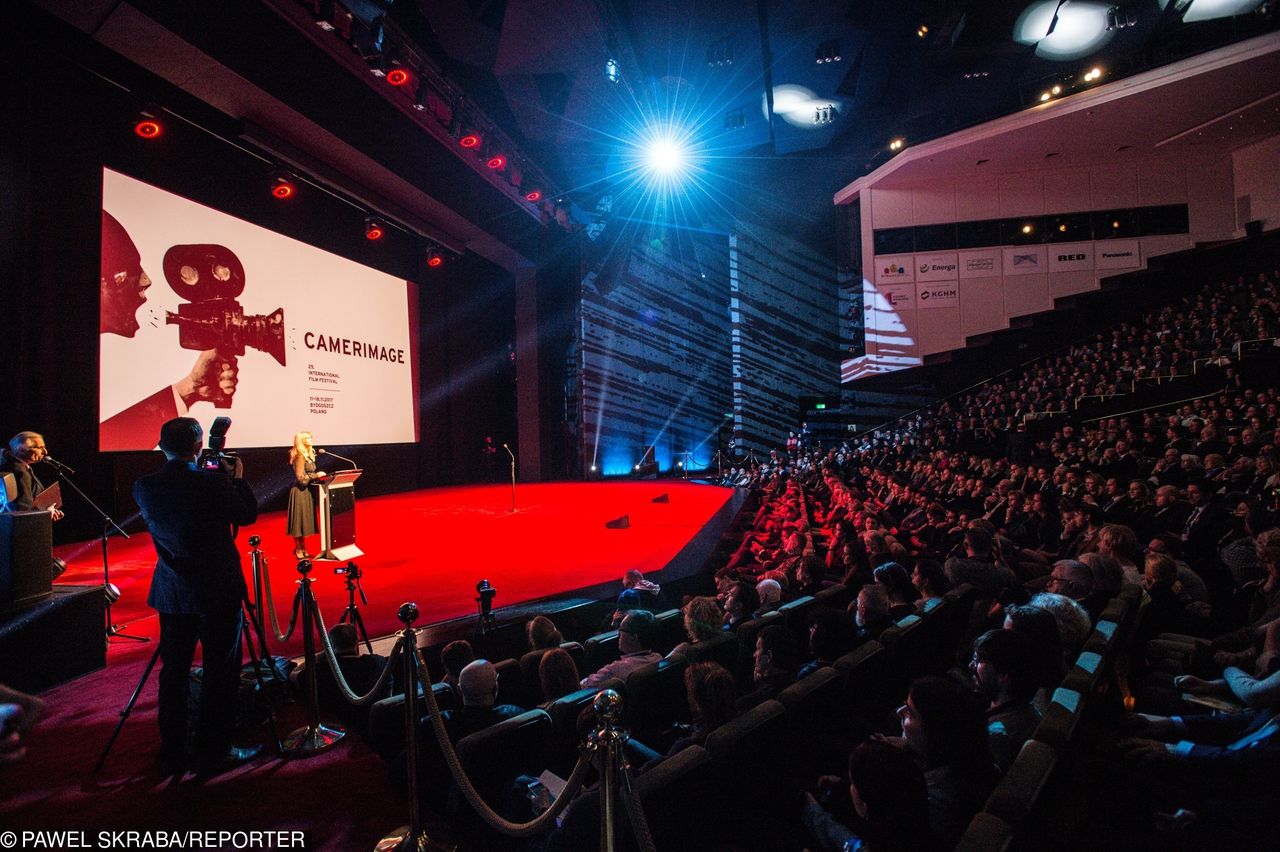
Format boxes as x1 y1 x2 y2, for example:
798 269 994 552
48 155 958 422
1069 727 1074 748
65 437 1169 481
133 118 163 139
365 219 385 241
270 176 296 199
524 189 542 202
487 154 506 170
459 133 482 149
386 67 411 86
426 249 444 268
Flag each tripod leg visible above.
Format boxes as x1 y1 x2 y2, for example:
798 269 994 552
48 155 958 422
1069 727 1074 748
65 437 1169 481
351 607 373 654
241 607 284 755
94 644 163 775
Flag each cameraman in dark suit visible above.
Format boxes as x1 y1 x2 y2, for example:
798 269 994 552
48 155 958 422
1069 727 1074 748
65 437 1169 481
134 417 259 773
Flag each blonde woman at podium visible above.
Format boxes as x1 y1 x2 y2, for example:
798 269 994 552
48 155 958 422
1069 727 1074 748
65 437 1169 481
287 431 327 559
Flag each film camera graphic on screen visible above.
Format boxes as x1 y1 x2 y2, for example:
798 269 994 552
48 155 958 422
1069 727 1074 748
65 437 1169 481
99 168 419 451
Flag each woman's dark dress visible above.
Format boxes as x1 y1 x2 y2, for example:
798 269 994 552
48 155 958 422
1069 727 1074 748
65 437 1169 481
287 455 319 537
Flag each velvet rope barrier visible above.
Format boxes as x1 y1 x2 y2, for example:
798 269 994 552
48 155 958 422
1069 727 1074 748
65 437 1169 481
309 596 402 707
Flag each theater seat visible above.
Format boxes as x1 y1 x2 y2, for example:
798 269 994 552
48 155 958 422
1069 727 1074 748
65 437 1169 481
777 595 816 644
813 582 853 611
1033 687 1085 750
454 708 552 820
653 608 686 654
545 684 617 777
625 655 689 745
584 629 622 672
954 812 1014 852
519 640 589 706
775 665 844 735
704 699 790 815
492 657 522 708
983 738 1058 826
682 631 738 670
833 641 888 719
366 682 455 761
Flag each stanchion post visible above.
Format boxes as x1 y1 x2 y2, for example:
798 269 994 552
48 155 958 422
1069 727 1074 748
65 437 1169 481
378 602 446 852
248 536 271 660
591 689 625 852
282 558 346 756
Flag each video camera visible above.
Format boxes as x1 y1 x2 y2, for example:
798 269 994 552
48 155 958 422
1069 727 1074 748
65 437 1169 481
197 415 238 475
162 244 287 408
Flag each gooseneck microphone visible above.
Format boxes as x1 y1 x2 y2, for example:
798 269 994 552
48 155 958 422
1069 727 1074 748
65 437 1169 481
44 456 75 474
502 443 515 461
317 448 358 468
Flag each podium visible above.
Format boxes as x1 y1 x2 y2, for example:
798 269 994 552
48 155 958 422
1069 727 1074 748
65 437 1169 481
316 469 364 562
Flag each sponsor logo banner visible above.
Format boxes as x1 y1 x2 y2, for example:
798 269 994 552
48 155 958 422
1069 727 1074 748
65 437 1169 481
1094 239 1142 270
877 284 915 312
958 249 1000 279
1049 241 1093 273
916 281 959 309
1003 246 1047 276
873 254 915 285
915 252 959 282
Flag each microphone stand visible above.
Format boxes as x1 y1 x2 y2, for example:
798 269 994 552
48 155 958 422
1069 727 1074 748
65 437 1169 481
503 443 516 513
44 458 146 645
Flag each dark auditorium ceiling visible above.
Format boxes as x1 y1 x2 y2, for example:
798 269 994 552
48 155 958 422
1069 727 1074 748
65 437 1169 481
25 0 1280 256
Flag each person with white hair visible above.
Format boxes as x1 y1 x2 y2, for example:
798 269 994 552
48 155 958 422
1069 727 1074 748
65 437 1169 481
755 578 783 616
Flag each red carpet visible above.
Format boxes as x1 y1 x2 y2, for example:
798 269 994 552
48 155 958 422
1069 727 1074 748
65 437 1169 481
53 481 733 661
2 482 731 847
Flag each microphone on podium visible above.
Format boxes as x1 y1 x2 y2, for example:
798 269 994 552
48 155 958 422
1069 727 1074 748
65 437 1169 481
317 448 358 469
44 456 76 474
502 443 515 461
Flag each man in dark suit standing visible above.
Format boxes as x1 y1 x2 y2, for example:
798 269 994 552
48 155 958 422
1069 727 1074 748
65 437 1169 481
134 417 259 773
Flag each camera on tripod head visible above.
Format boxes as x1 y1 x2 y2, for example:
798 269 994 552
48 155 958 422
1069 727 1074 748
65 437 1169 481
334 561 361 579
197 416 239 476
475 579 497 617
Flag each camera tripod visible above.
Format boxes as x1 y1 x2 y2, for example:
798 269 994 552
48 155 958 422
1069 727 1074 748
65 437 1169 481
94 597 284 775
336 561 373 654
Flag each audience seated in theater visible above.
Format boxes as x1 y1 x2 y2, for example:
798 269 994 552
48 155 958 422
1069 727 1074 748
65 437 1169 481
1044 559 1107 622
754 578 784 617
1097 523 1146 586
944 526 1018 598
621 568 666 611
794 555 836 597
1144 533 1210 603
440 659 525 744
800 738 935 852
633 661 738 772
312 622 390 734
969 628 1043 773
581 610 661 689
723 581 759 632
799 607 859 680
605 588 645 630
519 615 565 700
737 624 798 711
1024 592 1093 659
439 639 475 693
911 559 952 613
1003 602 1067 705
538 649 581 707
667 596 724 659
852 584 895 647
873 562 920 620
894 675 996 844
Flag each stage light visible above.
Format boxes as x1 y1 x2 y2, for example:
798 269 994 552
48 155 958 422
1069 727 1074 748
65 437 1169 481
487 154 507 170
1022 223 1034 234
524 189 543 203
386 67 411 87
426 248 444 268
917 24 930 37
133 112 163 139
459 132 482 149
1181 0 1264 23
1014 1 1114 61
1051 84 1062 94
889 137 905 151
364 218 385 241
1040 91 1053 101
270 174 296 200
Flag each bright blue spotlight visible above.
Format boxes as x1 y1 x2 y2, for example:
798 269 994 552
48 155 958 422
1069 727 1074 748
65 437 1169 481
645 138 687 176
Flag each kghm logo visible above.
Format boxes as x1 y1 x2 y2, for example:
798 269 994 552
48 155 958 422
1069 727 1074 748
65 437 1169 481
883 263 906 275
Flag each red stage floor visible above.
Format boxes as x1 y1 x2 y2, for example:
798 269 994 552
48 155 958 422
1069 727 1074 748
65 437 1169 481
54 481 734 661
